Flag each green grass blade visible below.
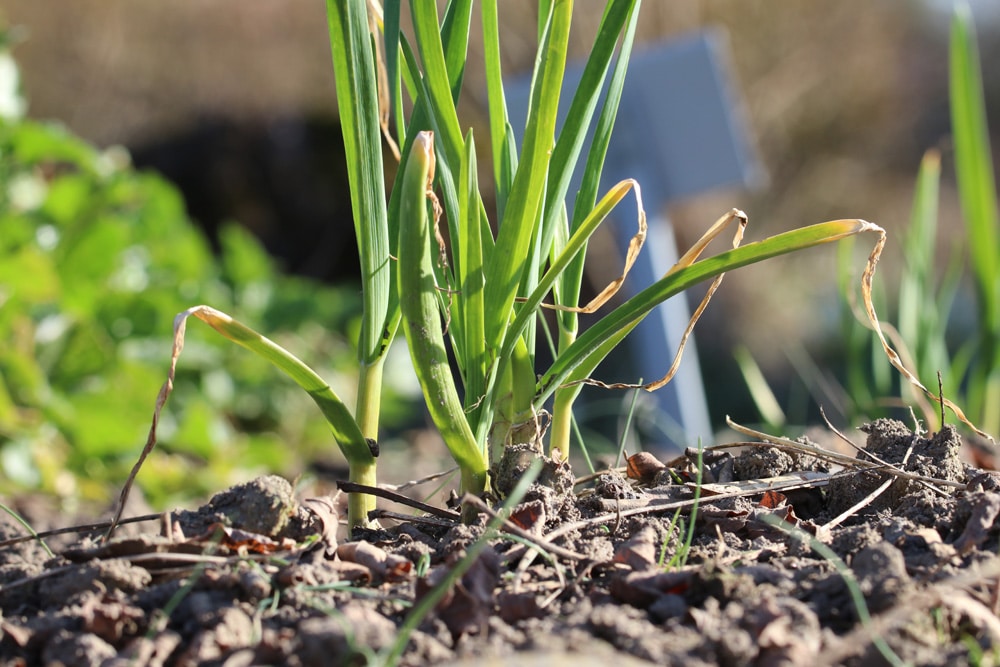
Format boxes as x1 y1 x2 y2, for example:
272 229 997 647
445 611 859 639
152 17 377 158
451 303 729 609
481 0 513 213
950 4 1000 434
558 0 640 326
0 502 54 557
734 344 787 429
540 0 638 280
397 133 488 497
383 0 405 145
325 0 390 365
440 0 473 100
898 150 941 361
457 130 487 422
951 4 1000 334
536 219 878 407
482 0 572 352
410 1 465 171
837 236 878 419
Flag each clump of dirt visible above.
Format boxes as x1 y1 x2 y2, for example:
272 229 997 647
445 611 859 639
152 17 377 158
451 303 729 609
2 420 999 666
826 419 967 515
493 441 575 497
174 474 299 538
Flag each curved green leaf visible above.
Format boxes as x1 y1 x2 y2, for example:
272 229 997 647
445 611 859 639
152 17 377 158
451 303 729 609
536 219 877 407
397 132 488 497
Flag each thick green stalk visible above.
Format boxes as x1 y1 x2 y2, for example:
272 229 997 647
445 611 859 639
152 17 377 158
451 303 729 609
550 328 582 459
355 326 385 525
398 132 489 504
327 0 393 525
355 358 384 440
505 335 540 446
346 460 378 529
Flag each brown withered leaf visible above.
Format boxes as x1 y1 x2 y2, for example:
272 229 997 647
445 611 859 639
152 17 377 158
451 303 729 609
416 547 500 640
200 524 296 555
609 570 694 608
759 490 788 509
302 495 340 558
698 505 751 534
509 499 546 533
954 493 1000 555
612 525 659 571
336 541 412 582
626 452 666 484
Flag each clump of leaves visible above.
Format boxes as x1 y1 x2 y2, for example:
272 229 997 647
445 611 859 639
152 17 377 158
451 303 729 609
385 0 916 503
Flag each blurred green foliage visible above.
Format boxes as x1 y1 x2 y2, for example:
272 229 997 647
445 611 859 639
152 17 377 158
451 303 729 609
0 54 416 508
837 6 999 439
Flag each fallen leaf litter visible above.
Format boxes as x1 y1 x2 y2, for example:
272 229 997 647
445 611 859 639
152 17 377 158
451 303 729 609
2 418 1000 665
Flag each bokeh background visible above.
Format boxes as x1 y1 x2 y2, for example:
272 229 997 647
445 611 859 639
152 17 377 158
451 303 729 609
3 1 999 505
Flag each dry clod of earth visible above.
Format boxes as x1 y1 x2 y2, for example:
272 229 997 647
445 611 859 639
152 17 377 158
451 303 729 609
2 419 1000 665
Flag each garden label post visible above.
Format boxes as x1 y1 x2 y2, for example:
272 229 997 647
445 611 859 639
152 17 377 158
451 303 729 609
508 30 763 454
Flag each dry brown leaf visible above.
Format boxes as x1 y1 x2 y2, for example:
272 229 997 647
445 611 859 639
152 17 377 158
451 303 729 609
609 570 693 608
758 490 787 509
612 525 659 571
509 499 546 534
416 548 500 640
336 541 412 582
626 452 666 484
302 495 340 558
855 225 994 442
954 493 1000 555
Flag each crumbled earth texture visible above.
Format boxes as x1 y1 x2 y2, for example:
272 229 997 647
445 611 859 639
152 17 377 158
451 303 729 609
4 420 1000 666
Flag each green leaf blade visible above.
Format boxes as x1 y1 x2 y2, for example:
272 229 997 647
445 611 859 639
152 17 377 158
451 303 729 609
537 219 874 407
950 4 1000 334
483 0 573 351
326 0 391 364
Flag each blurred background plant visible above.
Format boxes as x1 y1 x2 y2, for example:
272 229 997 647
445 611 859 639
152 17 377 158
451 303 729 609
835 5 999 439
0 35 420 509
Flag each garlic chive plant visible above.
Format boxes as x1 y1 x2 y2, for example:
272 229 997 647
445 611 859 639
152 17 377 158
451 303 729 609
116 0 960 535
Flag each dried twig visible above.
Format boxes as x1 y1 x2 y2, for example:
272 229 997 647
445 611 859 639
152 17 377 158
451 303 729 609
726 417 964 489
0 513 161 550
382 467 459 493
337 481 461 521
368 509 457 529
459 494 585 562
818 437 918 538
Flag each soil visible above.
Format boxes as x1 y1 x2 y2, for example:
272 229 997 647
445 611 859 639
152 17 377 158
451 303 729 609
3 418 1000 666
